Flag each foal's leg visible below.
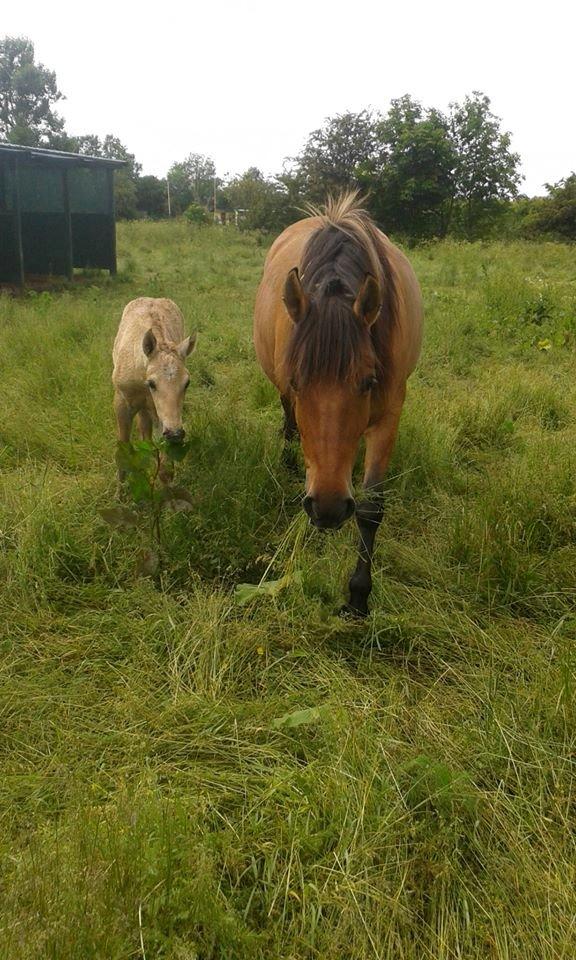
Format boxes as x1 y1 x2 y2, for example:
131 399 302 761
344 387 406 617
139 412 175 485
137 408 153 441
280 393 299 473
137 408 172 482
114 391 134 486
114 390 134 444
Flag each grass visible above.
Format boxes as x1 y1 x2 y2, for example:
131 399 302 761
0 222 575 958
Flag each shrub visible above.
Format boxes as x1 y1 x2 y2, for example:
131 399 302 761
184 203 210 225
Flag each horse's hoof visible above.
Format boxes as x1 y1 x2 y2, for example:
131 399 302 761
339 602 368 620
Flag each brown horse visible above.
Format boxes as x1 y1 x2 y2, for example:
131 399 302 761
254 194 423 616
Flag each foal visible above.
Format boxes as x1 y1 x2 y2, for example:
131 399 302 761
112 297 196 470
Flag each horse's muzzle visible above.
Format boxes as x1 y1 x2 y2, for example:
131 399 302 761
303 495 355 530
163 427 185 442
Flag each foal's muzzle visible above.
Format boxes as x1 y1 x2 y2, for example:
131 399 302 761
303 495 355 530
163 427 185 442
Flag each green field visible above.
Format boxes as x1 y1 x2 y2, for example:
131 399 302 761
1 221 576 958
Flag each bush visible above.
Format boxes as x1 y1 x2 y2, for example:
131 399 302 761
184 203 210 225
222 169 295 234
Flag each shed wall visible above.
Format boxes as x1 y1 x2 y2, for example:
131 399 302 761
0 153 118 282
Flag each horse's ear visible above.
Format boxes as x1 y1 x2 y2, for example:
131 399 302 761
178 333 197 359
142 329 157 356
283 267 308 324
353 274 381 327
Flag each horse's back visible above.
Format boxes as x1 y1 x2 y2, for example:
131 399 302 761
114 298 184 350
378 235 423 381
113 298 185 384
254 217 423 389
254 218 325 386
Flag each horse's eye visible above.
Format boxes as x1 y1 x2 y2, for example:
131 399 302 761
184 380 190 391
360 376 377 394
147 380 156 391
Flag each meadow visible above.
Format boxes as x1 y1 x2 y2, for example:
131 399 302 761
0 220 575 959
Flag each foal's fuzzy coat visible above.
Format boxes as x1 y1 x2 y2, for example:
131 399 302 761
112 297 196 449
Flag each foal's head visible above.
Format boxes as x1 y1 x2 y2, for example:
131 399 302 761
142 329 196 441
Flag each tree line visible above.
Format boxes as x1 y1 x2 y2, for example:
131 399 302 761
1 36 574 241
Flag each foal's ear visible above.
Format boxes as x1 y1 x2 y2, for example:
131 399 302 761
283 267 308 324
178 333 197 359
142 329 157 356
353 274 381 327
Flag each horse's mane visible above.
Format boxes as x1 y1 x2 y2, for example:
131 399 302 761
284 192 398 387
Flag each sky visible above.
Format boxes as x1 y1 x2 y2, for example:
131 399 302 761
3 0 575 196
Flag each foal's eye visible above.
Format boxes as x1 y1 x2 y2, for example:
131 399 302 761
184 380 190 391
360 375 378 394
147 380 156 391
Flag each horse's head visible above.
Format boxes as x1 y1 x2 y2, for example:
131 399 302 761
283 267 382 530
142 329 197 441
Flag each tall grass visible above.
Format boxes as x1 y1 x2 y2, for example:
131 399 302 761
0 224 575 957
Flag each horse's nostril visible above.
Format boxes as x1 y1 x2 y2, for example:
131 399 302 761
163 428 185 442
303 495 316 520
303 495 355 529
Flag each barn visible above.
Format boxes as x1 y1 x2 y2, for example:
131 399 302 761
0 142 125 285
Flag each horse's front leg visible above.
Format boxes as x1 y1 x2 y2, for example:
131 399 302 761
137 408 153 441
280 393 299 474
138 408 172 484
114 390 134 487
115 390 134 444
344 389 406 617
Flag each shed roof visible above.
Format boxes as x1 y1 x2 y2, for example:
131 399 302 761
0 142 127 168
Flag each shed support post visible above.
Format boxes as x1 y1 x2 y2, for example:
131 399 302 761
62 166 74 281
13 157 25 288
107 167 117 275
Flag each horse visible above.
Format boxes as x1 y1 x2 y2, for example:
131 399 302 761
112 298 196 476
254 194 423 616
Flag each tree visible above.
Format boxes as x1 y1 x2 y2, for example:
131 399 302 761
288 93 523 241
522 174 576 240
0 36 66 146
366 95 457 238
167 154 217 214
449 92 522 238
71 134 141 219
166 163 193 215
222 168 294 232
290 110 380 203
73 134 141 176
136 175 168 219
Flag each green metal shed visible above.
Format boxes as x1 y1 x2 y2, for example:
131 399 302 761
0 142 126 284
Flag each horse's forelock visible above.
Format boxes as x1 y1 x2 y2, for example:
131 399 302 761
284 295 374 388
303 191 384 286
283 195 397 388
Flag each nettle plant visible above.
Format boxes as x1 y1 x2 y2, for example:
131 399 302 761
101 438 195 577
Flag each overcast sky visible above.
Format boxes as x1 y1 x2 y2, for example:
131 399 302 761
4 0 574 196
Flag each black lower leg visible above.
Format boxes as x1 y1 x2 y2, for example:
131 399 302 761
343 499 384 617
280 394 299 472
281 394 297 442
